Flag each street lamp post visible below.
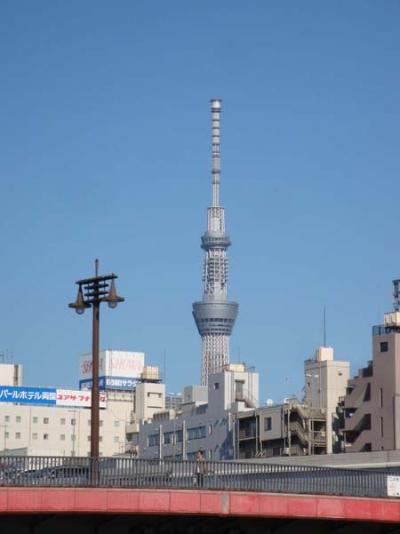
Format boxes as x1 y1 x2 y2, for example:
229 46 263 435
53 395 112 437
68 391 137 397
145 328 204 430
69 259 124 459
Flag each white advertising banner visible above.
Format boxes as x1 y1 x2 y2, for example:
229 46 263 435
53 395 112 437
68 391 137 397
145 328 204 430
56 389 106 409
80 350 145 381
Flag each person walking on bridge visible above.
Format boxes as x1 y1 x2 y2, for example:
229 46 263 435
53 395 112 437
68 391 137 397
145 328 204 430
195 449 207 488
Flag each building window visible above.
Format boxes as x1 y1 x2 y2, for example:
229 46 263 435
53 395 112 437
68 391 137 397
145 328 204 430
164 431 174 444
264 417 272 432
4 416 9 423
99 420 103 427
114 436 119 443
71 435 76 442
60 434 65 441
148 434 160 447
32 433 37 440
380 388 383 408
214 382 219 390
114 420 120 428
15 432 21 439
43 418 49 424
32 417 38 424
208 424 213 435
43 434 49 440
99 436 103 442
187 426 207 440
175 430 183 443
60 418 66 425
16 416 21 423
235 380 245 401
381 417 384 438
186 452 196 461
380 342 389 353
87 436 91 441
71 419 76 426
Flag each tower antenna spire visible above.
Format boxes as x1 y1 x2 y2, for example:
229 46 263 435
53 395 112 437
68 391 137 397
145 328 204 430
211 99 222 207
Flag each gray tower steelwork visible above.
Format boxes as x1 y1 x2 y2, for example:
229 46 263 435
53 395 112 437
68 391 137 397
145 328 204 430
193 99 239 386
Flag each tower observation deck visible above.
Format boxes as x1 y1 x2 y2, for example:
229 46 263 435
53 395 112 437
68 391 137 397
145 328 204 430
192 99 239 386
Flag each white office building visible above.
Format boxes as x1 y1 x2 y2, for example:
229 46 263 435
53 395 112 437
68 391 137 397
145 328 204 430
0 351 165 457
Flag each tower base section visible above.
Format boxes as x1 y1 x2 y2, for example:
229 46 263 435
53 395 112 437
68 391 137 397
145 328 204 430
192 300 239 385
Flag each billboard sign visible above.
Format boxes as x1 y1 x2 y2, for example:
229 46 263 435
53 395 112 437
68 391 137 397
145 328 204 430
56 389 106 409
0 386 57 405
0 386 107 408
80 350 145 389
79 376 139 391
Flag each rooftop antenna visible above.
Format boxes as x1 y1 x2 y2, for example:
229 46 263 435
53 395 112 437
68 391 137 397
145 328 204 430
323 306 327 347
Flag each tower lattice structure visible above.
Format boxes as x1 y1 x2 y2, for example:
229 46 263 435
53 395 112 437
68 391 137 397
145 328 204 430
193 99 239 386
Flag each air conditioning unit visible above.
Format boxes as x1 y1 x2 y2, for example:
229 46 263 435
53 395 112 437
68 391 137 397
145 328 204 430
282 447 290 456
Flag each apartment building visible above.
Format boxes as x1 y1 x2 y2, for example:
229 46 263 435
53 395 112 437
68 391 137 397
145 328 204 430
341 280 400 452
237 398 327 459
134 364 259 460
304 346 350 453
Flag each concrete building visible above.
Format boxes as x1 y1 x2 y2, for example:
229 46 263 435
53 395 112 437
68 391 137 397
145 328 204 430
0 398 128 456
341 279 400 452
183 385 208 405
192 100 239 385
304 346 350 453
0 351 164 457
165 393 183 411
237 398 327 459
135 364 259 460
134 381 165 423
0 363 22 387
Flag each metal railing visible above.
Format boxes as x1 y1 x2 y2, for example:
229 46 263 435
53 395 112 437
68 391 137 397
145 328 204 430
0 456 397 499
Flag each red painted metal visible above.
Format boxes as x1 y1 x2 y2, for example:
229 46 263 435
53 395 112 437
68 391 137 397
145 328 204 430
0 488 398 523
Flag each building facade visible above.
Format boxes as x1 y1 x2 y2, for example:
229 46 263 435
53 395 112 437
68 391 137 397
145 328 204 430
237 399 327 459
341 280 400 452
0 352 164 457
192 100 239 385
135 364 259 461
304 346 350 453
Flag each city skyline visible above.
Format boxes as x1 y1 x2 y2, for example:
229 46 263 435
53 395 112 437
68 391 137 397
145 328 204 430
0 2 399 403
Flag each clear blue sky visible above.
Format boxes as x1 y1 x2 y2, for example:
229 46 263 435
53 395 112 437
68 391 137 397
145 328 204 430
0 1 399 403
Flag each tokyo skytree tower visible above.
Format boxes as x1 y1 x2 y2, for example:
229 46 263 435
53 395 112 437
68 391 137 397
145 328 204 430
193 99 239 386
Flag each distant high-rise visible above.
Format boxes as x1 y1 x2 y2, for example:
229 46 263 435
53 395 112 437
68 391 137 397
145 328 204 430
193 99 239 386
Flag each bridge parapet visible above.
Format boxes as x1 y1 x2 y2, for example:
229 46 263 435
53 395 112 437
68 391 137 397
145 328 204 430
0 455 398 500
